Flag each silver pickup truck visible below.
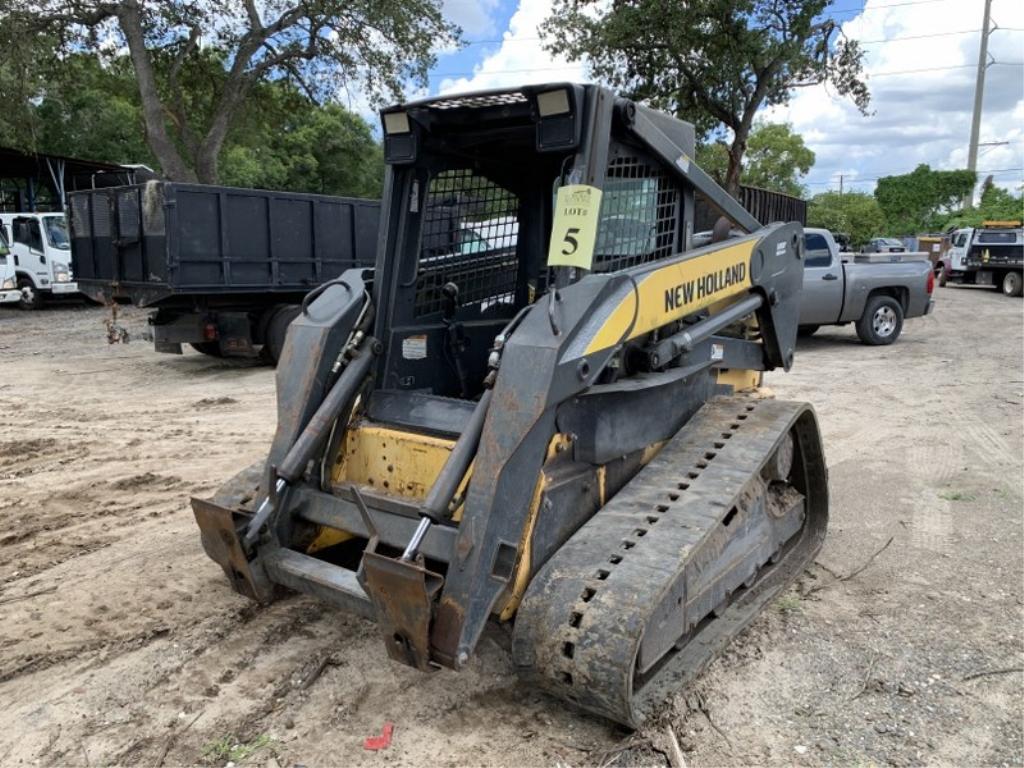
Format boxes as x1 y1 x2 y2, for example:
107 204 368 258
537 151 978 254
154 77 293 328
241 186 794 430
799 228 935 345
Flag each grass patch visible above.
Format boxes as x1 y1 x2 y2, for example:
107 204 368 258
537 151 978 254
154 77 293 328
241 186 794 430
202 734 273 764
938 490 975 502
775 592 803 614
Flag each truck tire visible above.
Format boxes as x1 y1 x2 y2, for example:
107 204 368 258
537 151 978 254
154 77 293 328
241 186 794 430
1002 271 1023 297
798 325 819 337
190 342 224 357
856 295 904 346
263 305 302 364
17 278 43 310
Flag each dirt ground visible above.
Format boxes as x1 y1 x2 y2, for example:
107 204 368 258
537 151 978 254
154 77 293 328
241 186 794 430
0 285 1021 768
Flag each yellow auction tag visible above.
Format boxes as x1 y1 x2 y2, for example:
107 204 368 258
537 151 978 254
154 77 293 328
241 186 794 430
548 184 603 269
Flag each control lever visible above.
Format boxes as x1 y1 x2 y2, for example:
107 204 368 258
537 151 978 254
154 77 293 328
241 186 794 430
441 282 470 398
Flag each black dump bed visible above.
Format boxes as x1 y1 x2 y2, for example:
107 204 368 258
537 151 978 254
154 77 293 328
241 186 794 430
69 181 380 307
694 185 807 231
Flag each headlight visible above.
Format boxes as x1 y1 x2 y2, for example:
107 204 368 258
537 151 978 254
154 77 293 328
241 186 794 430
55 268 71 283
1 277 14 290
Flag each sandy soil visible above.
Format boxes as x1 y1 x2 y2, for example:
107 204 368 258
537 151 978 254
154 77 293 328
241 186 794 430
0 285 1021 767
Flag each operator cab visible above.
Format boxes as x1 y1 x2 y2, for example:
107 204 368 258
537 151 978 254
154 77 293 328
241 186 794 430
371 84 694 407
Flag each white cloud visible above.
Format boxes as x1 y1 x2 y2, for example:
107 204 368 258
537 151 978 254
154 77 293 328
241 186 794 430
438 0 587 94
764 0 1024 197
442 0 502 37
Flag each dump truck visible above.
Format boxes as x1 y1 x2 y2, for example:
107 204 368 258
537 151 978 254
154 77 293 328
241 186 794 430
192 83 828 727
69 182 380 361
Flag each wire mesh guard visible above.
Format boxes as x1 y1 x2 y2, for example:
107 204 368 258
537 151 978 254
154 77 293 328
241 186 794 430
593 154 679 273
415 169 520 317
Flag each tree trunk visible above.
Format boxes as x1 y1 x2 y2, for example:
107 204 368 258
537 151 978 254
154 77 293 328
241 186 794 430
116 2 197 182
724 137 745 198
193 40 262 184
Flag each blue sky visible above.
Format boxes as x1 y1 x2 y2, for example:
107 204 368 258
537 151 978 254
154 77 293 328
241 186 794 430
421 0 1024 198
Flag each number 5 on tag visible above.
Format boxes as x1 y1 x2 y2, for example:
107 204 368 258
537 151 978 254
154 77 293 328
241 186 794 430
548 184 602 269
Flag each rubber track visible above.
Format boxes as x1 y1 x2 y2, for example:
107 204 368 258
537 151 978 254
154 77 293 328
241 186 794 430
512 396 828 727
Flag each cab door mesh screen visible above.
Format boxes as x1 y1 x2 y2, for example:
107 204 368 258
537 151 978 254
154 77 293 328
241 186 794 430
592 153 679 273
415 169 520 317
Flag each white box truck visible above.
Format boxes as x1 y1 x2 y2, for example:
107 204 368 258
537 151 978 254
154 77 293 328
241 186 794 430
0 227 21 304
0 212 78 309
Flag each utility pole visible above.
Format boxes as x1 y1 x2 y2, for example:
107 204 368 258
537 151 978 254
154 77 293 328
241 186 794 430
965 0 993 209
839 174 844 199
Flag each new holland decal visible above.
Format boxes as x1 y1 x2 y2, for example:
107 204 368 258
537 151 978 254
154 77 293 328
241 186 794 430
664 262 747 311
581 240 756 356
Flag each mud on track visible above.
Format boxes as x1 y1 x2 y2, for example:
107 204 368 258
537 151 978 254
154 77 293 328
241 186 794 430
0 287 1021 766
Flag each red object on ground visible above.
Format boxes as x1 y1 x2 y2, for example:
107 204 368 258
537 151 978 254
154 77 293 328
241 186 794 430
363 722 394 751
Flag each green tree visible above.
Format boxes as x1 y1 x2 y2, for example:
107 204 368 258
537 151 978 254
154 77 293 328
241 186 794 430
222 100 383 198
698 122 814 196
2 0 457 183
542 0 868 195
0 49 383 199
744 123 815 196
807 191 887 248
32 55 154 165
874 164 976 235
943 182 1023 228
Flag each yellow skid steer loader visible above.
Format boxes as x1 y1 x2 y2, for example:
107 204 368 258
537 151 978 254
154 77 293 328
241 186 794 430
193 83 828 727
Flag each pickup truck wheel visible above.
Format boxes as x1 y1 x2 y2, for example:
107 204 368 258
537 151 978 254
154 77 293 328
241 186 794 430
798 325 819 337
17 278 43 310
1002 271 1023 297
856 295 904 346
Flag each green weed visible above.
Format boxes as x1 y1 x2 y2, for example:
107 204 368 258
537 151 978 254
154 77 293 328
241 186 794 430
776 592 803 614
201 734 272 764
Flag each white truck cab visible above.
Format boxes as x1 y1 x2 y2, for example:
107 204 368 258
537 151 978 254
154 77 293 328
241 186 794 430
0 227 20 305
0 212 78 309
944 228 973 279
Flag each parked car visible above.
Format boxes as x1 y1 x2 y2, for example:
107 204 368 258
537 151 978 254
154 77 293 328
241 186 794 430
799 228 934 345
0 212 79 309
862 237 906 254
0 228 21 305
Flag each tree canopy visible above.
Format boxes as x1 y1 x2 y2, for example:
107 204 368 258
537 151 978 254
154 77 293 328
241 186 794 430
0 51 383 199
697 122 815 197
874 164 977 235
1 0 456 183
944 182 1023 229
807 191 886 248
542 0 868 195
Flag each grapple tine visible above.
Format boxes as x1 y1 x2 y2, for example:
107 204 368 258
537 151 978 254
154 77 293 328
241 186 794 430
192 496 273 603
360 551 444 672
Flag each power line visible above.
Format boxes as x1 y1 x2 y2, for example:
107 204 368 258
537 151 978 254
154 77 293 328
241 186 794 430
454 22 1023 62
869 61 1023 77
827 0 957 16
458 28 975 46
428 61 1024 79
804 167 1024 186
859 29 979 43
457 23 1024 48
